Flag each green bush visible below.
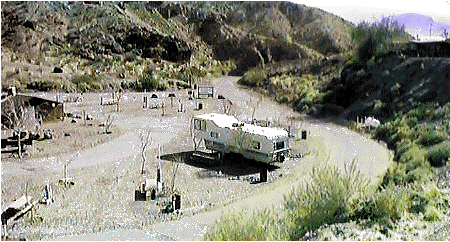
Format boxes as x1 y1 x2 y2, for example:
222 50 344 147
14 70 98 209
426 141 450 167
134 71 167 91
284 159 368 239
27 79 56 91
414 125 448 147
204 209 287 241
372 182 411 221
205 160 369 241
71 74 103 92
405 166 432 183
239 68 267 87
351 19 409 63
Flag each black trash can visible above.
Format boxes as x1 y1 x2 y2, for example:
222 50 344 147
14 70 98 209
173 194 181 210
198 103 203 110
135 190 146 201
260 168 268 183
302 130 307 140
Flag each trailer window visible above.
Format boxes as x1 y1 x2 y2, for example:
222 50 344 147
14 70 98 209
210 132 219 138
274 141 284 150
194 119 206 130
252 141 261 150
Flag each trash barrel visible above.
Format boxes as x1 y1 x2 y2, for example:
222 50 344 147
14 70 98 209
260 168 268 182
173 194 181 210
135 190 146 201
198 103 203 110
302 130 307 140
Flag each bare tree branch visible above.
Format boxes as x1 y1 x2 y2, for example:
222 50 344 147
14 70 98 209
139 128 152 174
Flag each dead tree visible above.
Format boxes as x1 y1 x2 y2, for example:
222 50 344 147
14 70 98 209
139 129 152 174
114 90 122 112
232 126 253 157
104 115 114 134
190 115 203 151
246 94 263 120
167 154 181 194
220 99 233 115
161 101 166 116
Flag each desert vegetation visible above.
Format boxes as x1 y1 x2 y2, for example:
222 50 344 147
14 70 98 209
209 13 450 241
205 155 450 240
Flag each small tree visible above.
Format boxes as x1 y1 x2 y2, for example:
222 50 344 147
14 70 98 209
104 114 114 134
231 126 253 156
139 129 152 174
190 115 203 151
166 154 181 194
220 99 233 115
246 94 263 120
115 90 122 112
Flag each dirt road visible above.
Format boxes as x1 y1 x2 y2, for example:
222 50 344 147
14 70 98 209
54 76 392 240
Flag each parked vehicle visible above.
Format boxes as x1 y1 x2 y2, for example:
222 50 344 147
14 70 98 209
193 113 289 163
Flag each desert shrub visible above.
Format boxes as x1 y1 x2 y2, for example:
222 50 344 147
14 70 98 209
351 18 408 63
204 209 287 241
239 68 267 87
396 139 413 162
381 164 407 186
205 160 370 240
134 71 167 91
426 141 450 167
433 163 450 188
27 78 57 91
209 59 236 76
413 123 448 147
373 99 386 116
409 193 428 214
399 144 426 165
405 166 432 183
71 74 103 92
178 64 207 83
372 182 412 221
421 181 445 221
284 159 368 239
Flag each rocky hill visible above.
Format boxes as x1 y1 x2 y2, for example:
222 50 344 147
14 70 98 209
1 1 355 92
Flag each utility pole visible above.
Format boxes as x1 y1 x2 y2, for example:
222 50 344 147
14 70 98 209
430 22 432 40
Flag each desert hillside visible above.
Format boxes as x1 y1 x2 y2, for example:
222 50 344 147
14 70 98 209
1 1 354 92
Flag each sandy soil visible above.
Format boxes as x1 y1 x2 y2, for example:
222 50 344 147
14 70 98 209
1 76 392 240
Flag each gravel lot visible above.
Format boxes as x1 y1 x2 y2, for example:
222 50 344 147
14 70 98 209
1 76 392 240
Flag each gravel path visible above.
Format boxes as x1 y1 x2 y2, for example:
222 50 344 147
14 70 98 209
54 76 392 240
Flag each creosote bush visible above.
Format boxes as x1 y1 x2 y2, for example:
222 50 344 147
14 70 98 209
238 68 267 87
375 102 450 186
204 209 287 241
285 159 369 239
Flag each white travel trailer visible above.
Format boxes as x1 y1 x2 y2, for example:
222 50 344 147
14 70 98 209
193 113 289 164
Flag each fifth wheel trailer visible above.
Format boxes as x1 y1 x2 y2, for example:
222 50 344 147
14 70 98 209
193 113 289 164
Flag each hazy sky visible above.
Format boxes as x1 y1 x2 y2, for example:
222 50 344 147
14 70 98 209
295 0 450 25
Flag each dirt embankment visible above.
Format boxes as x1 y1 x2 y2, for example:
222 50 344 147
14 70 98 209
321 55 450 120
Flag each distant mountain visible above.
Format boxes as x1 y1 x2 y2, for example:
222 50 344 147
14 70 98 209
391 13 450 40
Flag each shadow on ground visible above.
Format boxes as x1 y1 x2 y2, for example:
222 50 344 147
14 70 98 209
160 151 279 178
